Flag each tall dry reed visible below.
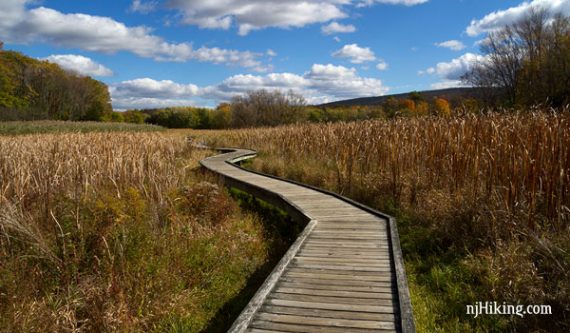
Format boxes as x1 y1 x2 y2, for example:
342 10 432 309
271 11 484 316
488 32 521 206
197 111 570 331
201 112 570 238
0 132 270 332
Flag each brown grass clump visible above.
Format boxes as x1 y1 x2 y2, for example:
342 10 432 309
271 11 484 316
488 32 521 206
195 111 570 332
0 132 271 332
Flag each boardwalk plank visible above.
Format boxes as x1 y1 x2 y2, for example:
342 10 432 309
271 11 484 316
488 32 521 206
278 276 393 288
274 286 395 299
277 281 395 293
255 312 396 330
265 299 396 314
260 305 396 322
251 321 395 333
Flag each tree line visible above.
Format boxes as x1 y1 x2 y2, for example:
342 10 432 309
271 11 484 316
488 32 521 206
129 89 459 129
0 49 112 121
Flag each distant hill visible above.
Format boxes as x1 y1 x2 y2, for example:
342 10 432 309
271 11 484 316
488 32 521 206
319 87 484 107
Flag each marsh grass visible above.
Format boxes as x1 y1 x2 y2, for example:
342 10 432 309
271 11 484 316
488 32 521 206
195 111 570 332
0 120 163 136
0 132 276 332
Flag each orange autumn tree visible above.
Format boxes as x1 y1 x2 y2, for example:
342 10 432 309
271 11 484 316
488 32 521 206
399 98 416 111
416 101 430 116
434 97 451 117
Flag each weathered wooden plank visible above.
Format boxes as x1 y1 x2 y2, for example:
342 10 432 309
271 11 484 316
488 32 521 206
299 248 390 254
305 207 372 213
277 281 395 293
248 329 288 333
278 276 393 288
302 243 390 250
317 216 385 222
315 227 387 233
297 253 391 260
304 239 389 246
250 321 396 333
295 256 391 265
293 201 355 208
312 229 388 235
299 248 390 255
297 255 390 261
314 225 387 230
283 194 335 200
301 244 390 250
268 293 396 307
255 312 397 330
274 286 395 299
285 270 394 282
309 212 376 218
291 263 391 272
286 268 395 279
316 221 384 226
310 234 389 239
309 232 388 237
260 305 397 322
292 259 392 268
300 249 390 256
265 299 396 314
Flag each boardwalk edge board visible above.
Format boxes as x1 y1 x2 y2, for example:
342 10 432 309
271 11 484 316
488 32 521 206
198 146 416 333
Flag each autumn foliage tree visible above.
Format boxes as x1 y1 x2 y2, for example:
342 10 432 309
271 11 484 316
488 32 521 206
210 103 232 129
433 97 451 117
463 8 570 107
0 50 112 121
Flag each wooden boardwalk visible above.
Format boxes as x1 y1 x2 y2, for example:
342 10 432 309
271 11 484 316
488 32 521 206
200 148 415 333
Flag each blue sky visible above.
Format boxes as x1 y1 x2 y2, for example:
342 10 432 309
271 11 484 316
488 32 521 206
1 0 569 109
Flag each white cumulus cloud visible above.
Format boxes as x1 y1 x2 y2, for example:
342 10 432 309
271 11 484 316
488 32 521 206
304 63 388 101
110 78 199 99
130 0 158 14
44 54 114 77
321 22 357 35
332 44 377 64
423 53 488 89
430 80 467 90
435 40 466 51
111 64 388 108
168 0 346 36
424 53 487 81
358 0 428 6
0 0 265 69
166 0 428 35
376 60 388 70
466 0 570 36
113 97 198 110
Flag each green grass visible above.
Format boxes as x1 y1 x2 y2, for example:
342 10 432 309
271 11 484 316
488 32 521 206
0 120 163 135
395 212 512 333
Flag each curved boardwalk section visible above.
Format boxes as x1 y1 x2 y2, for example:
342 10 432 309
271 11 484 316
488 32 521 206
200 148 415 333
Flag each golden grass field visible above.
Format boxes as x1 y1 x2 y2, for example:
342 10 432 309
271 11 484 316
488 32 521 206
0 131 285 332
195 112 570 332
